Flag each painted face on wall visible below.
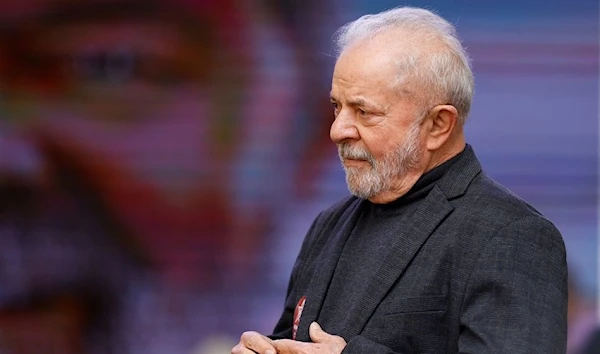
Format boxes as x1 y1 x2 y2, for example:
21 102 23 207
1 1 236 204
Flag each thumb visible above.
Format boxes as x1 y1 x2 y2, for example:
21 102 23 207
309 322 331 343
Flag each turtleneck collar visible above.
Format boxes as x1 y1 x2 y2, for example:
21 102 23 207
369 145 468 215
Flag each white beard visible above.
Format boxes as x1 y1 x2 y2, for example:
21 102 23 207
337 120 423 199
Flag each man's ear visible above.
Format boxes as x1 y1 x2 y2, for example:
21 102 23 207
425 104 459 150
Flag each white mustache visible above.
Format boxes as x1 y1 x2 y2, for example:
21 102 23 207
338 143 374 164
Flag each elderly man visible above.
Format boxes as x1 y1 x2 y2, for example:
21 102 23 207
232 6 567 354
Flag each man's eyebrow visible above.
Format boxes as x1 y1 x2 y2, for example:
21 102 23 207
329 94 387 111
348 97 386 111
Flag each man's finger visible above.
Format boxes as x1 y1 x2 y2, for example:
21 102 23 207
240 331 276 354
309 322 332 343
231 343 260 354
273 339 310 354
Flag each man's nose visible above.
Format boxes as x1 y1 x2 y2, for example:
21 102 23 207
330 110 359 144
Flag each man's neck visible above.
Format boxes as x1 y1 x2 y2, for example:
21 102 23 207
425 138 466 173
368 172 422 204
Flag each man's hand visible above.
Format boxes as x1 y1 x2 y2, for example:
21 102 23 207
273 322 347 354
231 331 277 354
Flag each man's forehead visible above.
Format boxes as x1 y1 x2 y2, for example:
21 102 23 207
331 53 410 98
330 74 410 112
330 72 390 96
333 50 396 84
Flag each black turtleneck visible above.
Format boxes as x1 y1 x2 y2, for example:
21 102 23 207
317 147 466 329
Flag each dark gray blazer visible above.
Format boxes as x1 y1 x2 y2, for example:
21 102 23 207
271 146 568 353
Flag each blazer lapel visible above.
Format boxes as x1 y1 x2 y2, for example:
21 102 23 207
294 199 363 342
337 186 453 339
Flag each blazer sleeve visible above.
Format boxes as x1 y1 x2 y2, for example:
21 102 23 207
269 211 325 340
458 215 568 353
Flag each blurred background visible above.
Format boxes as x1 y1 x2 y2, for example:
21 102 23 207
0 0 596 353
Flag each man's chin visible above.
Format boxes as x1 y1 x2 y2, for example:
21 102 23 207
345 177 379 200
347 186 377 200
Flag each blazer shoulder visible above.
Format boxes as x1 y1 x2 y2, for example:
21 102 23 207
462 172 547 221
452 172 564 247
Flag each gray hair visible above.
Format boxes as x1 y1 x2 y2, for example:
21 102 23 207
333 7 474 124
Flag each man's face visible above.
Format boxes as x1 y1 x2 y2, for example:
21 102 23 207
329 36 427 200
3 15 218 202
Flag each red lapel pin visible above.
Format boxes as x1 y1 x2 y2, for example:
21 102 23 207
292 296 307 340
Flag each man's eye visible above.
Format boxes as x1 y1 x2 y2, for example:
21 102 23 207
358 108 368 116
331 102 340 114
